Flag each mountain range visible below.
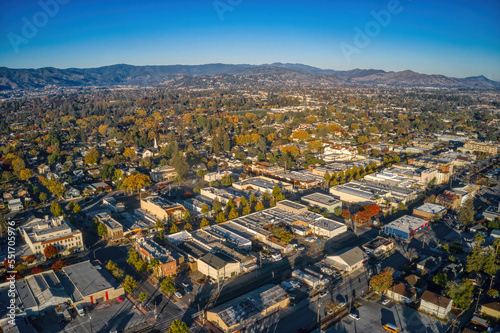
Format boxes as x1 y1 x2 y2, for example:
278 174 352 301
1 63 499 91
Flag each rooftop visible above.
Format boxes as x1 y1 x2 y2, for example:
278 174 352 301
421 290 451 308
310 218 345 232
209 285 288 328
385 215 428 232
302 192 341 206
414 203 447 215
62 261 119 297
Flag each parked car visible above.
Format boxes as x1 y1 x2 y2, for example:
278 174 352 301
382 299 390 305
181 282 189 288
174 291 182 298
297 245 306 251
319 290 328 298
349 313 360 320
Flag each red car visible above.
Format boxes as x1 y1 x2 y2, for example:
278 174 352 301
117 297 123 302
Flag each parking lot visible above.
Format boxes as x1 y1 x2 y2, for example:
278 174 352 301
327 300 449 333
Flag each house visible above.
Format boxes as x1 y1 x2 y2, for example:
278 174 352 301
419 290 452 318
142 149 154 159
404 274 427 294
416 256 442 275
442 262 464 280
325 247 368 275
362 236 394 258
386 283 417 303
480 302 500 319
7 198 23 212
38 164 50 174
65 186 81 199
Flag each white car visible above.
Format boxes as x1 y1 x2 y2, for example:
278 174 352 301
382 299 390 305
174 291 182 298
319 290 328 298
349 313 360 320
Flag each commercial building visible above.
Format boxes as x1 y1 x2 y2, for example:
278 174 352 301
272 171 323 190
301 192 342 213
435 191 462 210
291 269 328 287
134 238 184 277
102 196 125 213
20 216 84 256
413 203 447 221
325 247 367 274
463 141 498 155
150 165 177 182
59 261 124 306
484 202 500 221
384 215 428 241
94 212 124 241
206 284 289 333
419 291 452 318
8 198 23 212
232 176 293 193
198 252 241 281
309 218 347 239
140 196 186 223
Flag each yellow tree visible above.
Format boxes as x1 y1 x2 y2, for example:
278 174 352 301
291 130 311 141
19 168 33 181
84 148 100 166
369 267 394 294
123 147 137 160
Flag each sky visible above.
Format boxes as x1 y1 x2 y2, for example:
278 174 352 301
0 0 499 80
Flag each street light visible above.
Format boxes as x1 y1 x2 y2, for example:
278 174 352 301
89 314 92 333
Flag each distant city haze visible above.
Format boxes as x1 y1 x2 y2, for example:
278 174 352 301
0 0 499 80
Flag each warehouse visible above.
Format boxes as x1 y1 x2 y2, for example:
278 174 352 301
413 203 447 221
301 192 342 213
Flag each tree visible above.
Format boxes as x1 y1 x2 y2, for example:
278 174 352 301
31 267 44 274
84 148 100 166
363 204 381 217
487 289 499 297
123 147 137 160
200 218 209 228
184 223 193 231
201 203 210 215
369 267 394 294
168 319 189 333
325 301 340 314
334 207 342 216
215 212 227 223
433 272 448 288
106 260 117 272
44 245 58 259
183 210 191 222
122 173 151 194
25 255 36 264
72 203 82 214
228 208 239 220
112 267 124 278
138 292 148 303
221 174 235 186
50 202 63 217
170 224 179 234
255 201 264 212
457 197 475 225
122 275 137 293
341 209 351 220
155 219 163 231
242 205 251 215
97 223 108 238
161 276 176 295
212 200 222 213
239 196 248 207
446 280 474 309
19 168 33 181
249 193 257 205
51 260 67 271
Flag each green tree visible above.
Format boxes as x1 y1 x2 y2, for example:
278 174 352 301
212 200 222 213
446 280 473 309
97 223 108 238
242 205 251 216
432 272 448 288
168 319 189 333
487 289 499 297
334 207 342 216
457 197 475 225
122 275 137 293
50 201 63 217
201 203 210 215
239 196 248 207
161 276 176 295
72 202 82 214
183 210 191 222
184 223 193 231
200 218 209 228
155 219 163 231
138 292 148 303
255 201 264 212
215 212 227 223
112 267 124 278
170 224 179 234
228 208 238 220
106 260 117 272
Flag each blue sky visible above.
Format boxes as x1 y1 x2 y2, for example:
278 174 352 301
1 0 499 80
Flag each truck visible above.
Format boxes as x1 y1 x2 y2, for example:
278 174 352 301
75 304 85 317
62 309 72 322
